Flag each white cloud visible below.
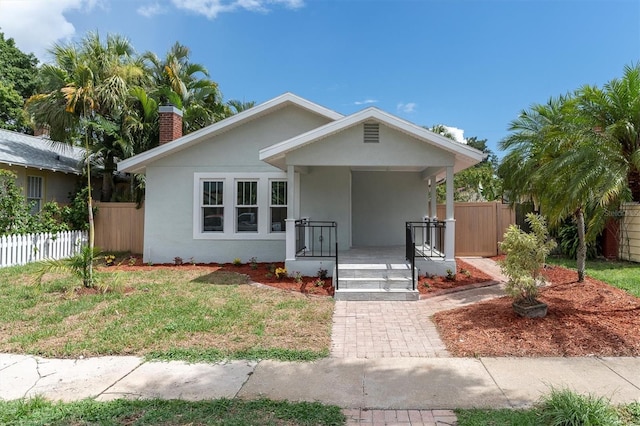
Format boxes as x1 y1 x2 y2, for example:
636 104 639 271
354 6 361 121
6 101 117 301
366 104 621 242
354 99 378 106
444 126 467 144
137 2 167 17
397 102 417 113
0 0 99 61
171 0 303 19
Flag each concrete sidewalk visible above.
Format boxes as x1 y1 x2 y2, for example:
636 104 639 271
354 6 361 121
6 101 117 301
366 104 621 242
2 354 639 408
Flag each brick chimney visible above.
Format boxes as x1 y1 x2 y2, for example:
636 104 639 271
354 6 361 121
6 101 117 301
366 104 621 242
159 105 183 145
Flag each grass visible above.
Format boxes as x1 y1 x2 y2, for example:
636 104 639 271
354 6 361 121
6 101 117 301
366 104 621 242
547 256 640 297
0 396 346 425
0 262 333 362
456 389 640 426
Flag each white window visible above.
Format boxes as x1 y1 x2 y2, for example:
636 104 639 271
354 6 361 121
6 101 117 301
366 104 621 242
202 180 224 232
193 172 287 240
236 180 258 232
27 176 43 213
270 180 287 232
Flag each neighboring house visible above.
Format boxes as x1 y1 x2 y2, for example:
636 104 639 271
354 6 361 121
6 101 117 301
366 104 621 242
118 93 484 299
0 128 83 211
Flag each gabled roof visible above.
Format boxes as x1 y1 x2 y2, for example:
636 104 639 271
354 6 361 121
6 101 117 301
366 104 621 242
118 92 344 174
0 128 84 174
259 106 485 173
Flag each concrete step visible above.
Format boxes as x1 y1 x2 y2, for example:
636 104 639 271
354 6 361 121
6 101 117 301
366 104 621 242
334 288 420 301
337 277 413 290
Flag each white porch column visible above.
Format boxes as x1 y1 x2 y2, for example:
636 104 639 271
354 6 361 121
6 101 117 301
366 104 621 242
444 166 456 261
285 165 296 261
429 176 438 219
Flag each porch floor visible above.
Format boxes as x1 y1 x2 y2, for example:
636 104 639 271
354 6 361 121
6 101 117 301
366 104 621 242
339 246 407 264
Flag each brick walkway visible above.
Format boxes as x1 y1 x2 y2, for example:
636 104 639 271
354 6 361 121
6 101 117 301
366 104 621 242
333 257 507 425
343 408 457 425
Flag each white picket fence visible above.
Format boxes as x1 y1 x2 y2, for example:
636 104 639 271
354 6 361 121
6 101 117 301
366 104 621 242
0 230 87 268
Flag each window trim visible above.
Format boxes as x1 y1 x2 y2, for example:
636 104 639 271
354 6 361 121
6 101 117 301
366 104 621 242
27 175 43 213
201 180 225 233
235 180 259 233
269 180 287 233
193 172 287 240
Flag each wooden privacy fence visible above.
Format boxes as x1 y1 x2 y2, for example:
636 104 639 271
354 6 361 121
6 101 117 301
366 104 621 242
0 230 86 267
619 203 640 262
94 202 144 254
438 202 516 257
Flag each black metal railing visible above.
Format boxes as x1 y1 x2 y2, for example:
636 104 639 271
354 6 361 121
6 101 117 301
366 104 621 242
295 219 339 289
406 220 447 290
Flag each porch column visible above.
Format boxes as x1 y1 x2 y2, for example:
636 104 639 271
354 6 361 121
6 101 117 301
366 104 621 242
429 176 438 219
285 165 296 261
444 166 455 261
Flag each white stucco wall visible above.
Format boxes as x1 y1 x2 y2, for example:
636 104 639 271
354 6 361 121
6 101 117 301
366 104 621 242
286 123 455 168
351 171 428 246
299 167 352 250
143 105 333 263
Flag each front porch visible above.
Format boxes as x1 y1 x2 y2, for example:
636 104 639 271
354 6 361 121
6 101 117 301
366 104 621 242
286 222 456 300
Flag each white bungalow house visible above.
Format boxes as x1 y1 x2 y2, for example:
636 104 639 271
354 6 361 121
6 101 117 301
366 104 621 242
118 93 484 300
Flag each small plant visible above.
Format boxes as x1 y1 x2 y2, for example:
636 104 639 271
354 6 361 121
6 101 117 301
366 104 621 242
314 279 325 287
445 269 456 281
499 213 557 306
268 263 276 274
422 281 430 288
459 268 471 277
265 272 273 279
249 257 258 270
538 388 621 426
128 256 137 266
233 257 242 266
104 254 116 267
174 256 183 266
275 267 287 279
317 267 328 279
189 257 195 265
293 271 302 284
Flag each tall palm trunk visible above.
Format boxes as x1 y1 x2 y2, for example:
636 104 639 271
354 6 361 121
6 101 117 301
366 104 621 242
101 149 116 202
575 208 586 282
628 168 640 202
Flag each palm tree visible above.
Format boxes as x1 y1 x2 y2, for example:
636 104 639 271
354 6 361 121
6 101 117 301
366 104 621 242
499 95 627 281
227 99 255 114
27 32 145 202
142 42 228 133
576 63 640 201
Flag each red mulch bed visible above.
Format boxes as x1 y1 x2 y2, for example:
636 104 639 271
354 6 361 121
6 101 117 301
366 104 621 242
433 265 640 357
417 259 494 296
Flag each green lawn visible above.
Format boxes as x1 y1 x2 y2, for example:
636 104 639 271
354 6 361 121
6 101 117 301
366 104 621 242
547 257 640 297
0 262 333 362
0 397 345 426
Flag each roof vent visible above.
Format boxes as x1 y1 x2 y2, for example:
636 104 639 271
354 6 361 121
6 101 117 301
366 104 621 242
363 122 379 143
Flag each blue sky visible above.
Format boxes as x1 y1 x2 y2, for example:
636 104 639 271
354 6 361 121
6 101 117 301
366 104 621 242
0 0 639 155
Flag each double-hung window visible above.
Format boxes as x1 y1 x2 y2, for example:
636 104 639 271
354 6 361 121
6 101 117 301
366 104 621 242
270 181 287 232
202 181 224 232
27 176 43 214
236 181 258 232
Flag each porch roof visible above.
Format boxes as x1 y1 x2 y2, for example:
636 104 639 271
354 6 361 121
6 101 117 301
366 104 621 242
259 107 485 179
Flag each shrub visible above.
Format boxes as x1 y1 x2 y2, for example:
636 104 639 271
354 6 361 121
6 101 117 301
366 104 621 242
499 213 556 304
233 258 242 265
556 220 598 260
538 388 621 426
275 267 287 279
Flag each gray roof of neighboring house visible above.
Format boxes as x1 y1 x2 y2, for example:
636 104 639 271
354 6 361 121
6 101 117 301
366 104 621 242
0 128 84 175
